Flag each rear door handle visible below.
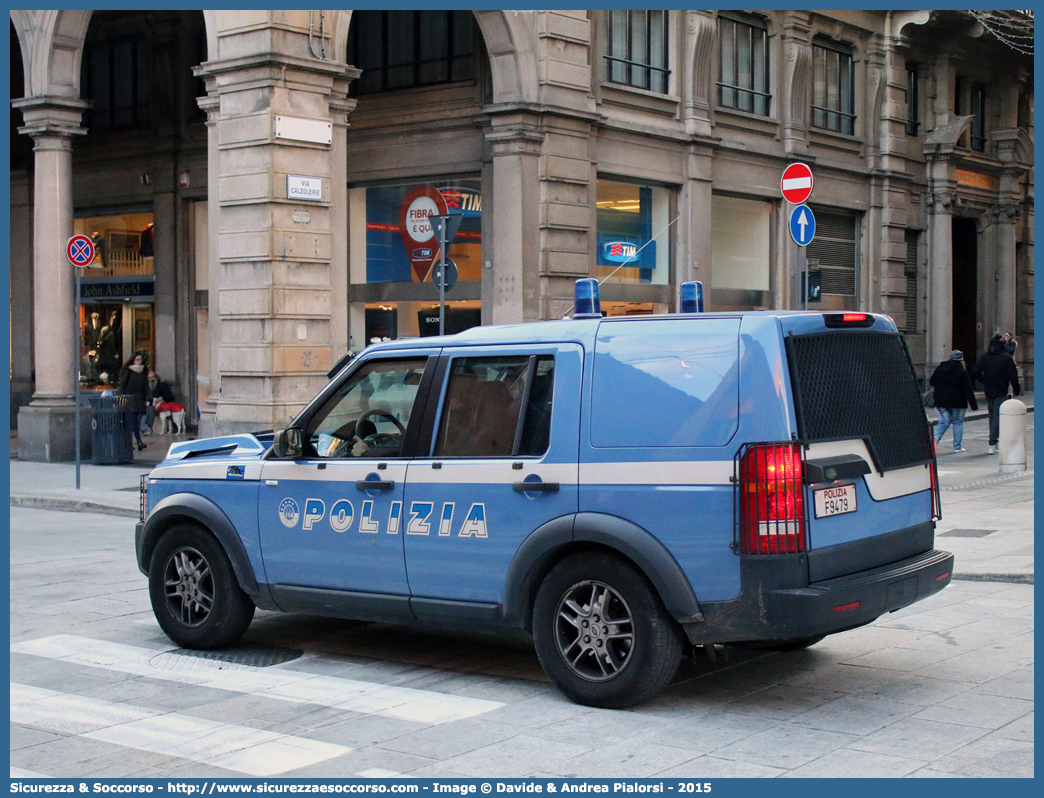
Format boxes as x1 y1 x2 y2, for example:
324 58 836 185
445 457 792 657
356 480 395 491
513 482 559 493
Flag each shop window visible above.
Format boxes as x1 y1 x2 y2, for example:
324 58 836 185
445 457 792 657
811 39 855 135
905 63 920 136
806 210 858 303
82 38 151 129
74 212 156 386
354 179 482 286
717 15 770 116
595 180 670 286
347 10 475 95
605 10 670 94
349 179 483 342
711 195 771 310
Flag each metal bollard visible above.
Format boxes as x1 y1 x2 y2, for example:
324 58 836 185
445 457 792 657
998 398 1027 473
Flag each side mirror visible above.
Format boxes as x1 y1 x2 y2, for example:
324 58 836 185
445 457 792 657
271 427 303 459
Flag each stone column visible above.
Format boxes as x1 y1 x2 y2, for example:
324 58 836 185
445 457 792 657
195 50 354 437
485 115 545 326
13 97 88 461
678 146 714 303
925 187 955 365
10 178 34 422
152 191 177 374
993 203 1019 336
197 95 221 434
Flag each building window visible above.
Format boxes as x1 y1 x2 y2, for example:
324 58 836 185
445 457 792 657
605 10 670 94
955 78 987 152
811 40 855 135
347 10 475 96
595 180 671 288
969 84 987 152
73 212 156 386
348 179 483 341
905 63 919 136
711 196 772 310
806 210 858 306
904 230 919 334
717 15 770 116
82 39 151 129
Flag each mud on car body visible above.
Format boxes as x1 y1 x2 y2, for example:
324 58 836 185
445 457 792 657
137 291 951 708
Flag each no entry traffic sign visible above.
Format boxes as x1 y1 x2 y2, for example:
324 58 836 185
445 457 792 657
781 163 814 204
66 234 96 267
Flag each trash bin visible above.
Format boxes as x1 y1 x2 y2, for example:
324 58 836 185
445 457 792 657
88 393 133 464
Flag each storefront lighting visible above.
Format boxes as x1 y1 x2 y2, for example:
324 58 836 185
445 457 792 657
596 199 641 212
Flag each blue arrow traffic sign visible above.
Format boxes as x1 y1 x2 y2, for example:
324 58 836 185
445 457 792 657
789 205 816 247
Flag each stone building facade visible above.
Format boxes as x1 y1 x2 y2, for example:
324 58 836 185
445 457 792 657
10 9 1034 460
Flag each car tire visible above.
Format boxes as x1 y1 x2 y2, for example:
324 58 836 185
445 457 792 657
533 552 683 708
149 523 255 649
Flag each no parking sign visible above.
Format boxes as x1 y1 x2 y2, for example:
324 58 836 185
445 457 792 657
66 234 96 267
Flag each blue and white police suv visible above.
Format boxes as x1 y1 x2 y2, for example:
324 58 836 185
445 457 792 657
136 280 951 708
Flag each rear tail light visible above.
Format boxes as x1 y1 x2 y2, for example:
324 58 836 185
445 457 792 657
737 442 807 554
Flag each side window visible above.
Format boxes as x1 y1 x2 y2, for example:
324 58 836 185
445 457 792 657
305 358 428 459
434 355 555 458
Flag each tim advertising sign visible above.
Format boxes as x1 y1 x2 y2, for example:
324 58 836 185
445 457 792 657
597 238 656 268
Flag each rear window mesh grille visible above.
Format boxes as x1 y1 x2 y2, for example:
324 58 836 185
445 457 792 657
786 331 934 472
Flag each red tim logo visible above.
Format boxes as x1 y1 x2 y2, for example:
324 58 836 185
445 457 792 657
610 244 624 257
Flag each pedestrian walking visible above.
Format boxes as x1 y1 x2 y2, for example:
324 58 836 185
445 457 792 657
1002 331 1018 357
118 352 150 452
971 334 1021 454
929 350 978 452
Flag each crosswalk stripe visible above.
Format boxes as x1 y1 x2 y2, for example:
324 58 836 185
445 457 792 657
11 683 350 777
12 635 504 724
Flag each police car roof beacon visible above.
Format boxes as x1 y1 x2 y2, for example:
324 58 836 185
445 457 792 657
679 281 704 314
573 278 601 319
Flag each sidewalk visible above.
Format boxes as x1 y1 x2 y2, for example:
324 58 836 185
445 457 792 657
8 399 1034 582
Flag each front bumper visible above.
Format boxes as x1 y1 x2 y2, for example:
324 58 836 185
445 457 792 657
683 548 954 645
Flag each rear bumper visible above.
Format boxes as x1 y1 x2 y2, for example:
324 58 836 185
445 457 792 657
683 548 953 645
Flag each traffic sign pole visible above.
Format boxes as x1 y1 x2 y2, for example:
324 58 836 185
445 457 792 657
66 235 96 491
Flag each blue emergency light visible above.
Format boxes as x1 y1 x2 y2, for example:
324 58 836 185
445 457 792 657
573 278 601 319
680 281 704 313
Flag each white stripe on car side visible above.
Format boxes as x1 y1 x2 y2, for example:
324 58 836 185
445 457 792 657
580 460 734 486
407 461 579 485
